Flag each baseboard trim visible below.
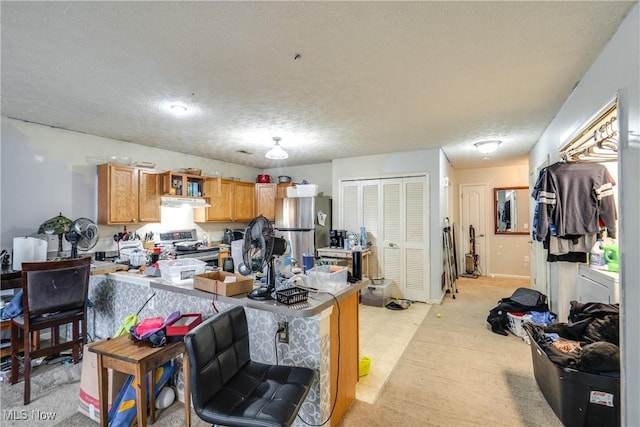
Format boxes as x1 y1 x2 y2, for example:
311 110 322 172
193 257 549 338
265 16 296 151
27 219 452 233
487 274 531 280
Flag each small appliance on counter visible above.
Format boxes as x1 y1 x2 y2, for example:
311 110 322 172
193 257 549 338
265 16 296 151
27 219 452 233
155 229 220 269
119 241 146 267
330 230 346 248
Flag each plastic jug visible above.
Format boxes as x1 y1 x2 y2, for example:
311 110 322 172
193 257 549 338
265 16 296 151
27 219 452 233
603 245 619 272
589 238 606 267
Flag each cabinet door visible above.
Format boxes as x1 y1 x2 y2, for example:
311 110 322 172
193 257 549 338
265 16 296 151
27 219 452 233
138 169 161 222
277 183 292 199
206 179 234 221
255 184 277 220
234 182 256 221
98 164 138 224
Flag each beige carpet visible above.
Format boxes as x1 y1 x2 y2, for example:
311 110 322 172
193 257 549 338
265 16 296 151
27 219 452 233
338 276 563 427
1 277 562 426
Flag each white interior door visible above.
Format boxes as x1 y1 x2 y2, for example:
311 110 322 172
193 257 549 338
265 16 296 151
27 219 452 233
460 184 487 275
340 176 428 302
381 179 402 295
361 181 380 278
401 177 428 301
340 181 360 234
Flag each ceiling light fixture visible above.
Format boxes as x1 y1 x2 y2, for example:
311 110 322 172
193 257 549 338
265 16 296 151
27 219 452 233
265 137 288 160
474 140 502 154
170 104 188 113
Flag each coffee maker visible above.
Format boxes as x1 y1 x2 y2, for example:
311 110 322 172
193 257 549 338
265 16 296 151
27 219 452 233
330 230 346 248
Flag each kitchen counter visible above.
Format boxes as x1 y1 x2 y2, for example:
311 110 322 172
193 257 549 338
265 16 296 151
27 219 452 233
151 277 368 318
89 271 364 426
1 267 21 290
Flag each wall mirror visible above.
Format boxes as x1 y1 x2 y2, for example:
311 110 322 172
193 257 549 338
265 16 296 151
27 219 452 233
494 187 529 235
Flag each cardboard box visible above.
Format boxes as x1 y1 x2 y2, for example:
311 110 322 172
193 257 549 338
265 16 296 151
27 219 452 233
78 343 129 422
194 271 254 296
166 313 203 336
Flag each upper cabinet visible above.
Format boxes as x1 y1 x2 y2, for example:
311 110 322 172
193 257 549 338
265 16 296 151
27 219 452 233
255 183 277 220
277 183 292 199
98 164 162 224
195 179 255 222
161 171 205 198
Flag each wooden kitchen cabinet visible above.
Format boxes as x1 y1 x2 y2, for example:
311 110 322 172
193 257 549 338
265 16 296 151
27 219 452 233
194 179 255 222
161 171 205 197
98 164 162 224
255 183 277 220
277 182 292 199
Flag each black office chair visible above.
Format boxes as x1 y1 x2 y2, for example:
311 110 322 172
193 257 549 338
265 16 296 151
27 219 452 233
185 306 315 427
10 257 91 404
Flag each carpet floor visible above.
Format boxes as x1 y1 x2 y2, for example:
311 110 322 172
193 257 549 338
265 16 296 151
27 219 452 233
338 276 563 427
1 276 562 426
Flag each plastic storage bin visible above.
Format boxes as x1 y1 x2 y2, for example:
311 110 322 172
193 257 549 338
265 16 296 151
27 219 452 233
306 265 348 291
507 312 533 341
526 328 620 427
157 259 206 285
361 280 392 307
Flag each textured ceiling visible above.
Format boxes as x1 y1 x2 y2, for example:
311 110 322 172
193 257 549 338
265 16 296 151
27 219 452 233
1 1 635 169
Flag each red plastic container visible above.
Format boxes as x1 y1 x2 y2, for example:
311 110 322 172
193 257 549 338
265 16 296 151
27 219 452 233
257 174 271 183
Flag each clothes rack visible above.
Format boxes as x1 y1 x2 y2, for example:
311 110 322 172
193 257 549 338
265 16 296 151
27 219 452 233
560 102 618 163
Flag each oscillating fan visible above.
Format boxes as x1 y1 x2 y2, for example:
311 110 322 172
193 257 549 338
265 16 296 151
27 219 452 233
238 215 287 300
65 217 99 258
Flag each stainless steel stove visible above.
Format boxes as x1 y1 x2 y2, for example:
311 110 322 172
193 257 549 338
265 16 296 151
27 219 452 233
156 229 220 265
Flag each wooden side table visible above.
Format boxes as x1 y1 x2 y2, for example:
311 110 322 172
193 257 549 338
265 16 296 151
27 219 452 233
88 335 190 427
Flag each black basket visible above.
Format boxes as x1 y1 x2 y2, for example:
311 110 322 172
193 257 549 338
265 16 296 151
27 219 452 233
276 287 309 305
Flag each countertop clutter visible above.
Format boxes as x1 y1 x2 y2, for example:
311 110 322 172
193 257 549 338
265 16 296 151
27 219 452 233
102 268 369 318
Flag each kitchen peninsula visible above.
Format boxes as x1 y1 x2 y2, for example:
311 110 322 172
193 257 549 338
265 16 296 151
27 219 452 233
88 271 367 426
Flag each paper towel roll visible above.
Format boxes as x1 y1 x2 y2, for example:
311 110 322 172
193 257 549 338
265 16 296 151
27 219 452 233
13 237 48 270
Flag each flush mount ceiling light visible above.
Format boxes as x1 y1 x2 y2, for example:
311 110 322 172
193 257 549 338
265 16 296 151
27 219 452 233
160 101 196 117
474 140 502 154
265 137 288 160
170 104 187 112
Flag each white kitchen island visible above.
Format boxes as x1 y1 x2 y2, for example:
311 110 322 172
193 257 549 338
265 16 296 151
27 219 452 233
88 272 366 426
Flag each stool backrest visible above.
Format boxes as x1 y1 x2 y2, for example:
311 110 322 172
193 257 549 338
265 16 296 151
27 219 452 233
185 306 251 409
21 257 91 318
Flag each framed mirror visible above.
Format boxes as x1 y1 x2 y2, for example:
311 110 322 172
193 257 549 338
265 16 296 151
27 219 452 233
494 187 529 235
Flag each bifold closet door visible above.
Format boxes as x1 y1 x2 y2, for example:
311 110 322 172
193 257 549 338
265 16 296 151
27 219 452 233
381 177 428 302
341 176 428 302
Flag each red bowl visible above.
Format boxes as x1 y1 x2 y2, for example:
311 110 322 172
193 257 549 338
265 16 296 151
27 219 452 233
257 174 271 183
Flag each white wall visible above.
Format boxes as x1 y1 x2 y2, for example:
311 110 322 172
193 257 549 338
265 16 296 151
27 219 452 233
332 148 443 302
454 162 530 278
529 5 639 424
1 117 261 253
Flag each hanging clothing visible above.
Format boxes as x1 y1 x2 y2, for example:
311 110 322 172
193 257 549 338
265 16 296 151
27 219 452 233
532 162 617 242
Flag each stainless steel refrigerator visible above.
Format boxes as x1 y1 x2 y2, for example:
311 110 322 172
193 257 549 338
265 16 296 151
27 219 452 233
275 196 332 265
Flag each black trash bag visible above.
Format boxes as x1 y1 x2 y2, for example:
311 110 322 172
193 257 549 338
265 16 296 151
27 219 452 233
486 287 550 336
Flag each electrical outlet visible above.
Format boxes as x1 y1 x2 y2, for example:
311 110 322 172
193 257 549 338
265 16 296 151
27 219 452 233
278 321 289 344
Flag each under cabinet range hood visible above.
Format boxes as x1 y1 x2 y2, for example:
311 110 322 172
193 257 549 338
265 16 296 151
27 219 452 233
161 196 211 208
